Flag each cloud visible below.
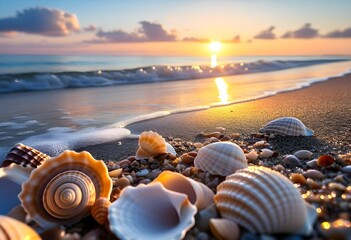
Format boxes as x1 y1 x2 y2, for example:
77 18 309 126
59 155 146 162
92 21 176 43
254 26 276 39
282 23 318 38
0 7 80 37
222 35 240 43
324 27 351 38
84 24 97 32
182 37 209 42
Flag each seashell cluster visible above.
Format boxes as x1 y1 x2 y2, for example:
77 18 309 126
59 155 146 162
194 142 247 176
214 166 317 235
1 143 50 168
0 215 41 240
19 150 112 228
136 131 167 159
108 182 197 240
260 117 314 136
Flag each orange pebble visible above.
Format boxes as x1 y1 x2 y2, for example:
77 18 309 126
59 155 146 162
317 155 335 167
290 173 306 185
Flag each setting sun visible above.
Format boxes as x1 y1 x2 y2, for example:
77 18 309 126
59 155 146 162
209 41 222 52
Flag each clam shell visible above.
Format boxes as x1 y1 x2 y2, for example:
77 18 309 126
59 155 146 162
194 142 247 176
91 197 111 225
0 215 41 240
1 143 50 168
214 166 317 235
152 170 214 210
260 117 313 136
19 150 112 228
108 182 197 240
136 131 167 159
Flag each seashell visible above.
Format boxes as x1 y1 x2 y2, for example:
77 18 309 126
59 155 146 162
19 150 113 229
0 215 41 240
317 155 335 167
1 143 50 168
294 150 313 159
246 150 259 162
136 131 167 159
194 142 247 176
282 155 302 167
91 197 111 225
166 142 177 156
152 170 214 210
209 218 240 240
108 182 197 240
259 149 274 158
260 117 314 136
214 166 317 235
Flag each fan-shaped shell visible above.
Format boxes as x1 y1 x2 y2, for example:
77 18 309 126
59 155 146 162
194 142 247 176
152 170 214 210
214 166 317 235
1 143 50 168
19 150 112 229
0 215 41 240
108 182 197 240
136 131 167 159
260 117 313 136
91 197 111 225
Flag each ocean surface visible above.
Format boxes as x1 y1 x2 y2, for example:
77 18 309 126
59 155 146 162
0 55 350 159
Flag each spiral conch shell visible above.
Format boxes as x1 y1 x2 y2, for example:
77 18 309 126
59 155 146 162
0 215 41 240
19 150 112 229
152 170 214 210
214 166 317 235
194 142 247 176
108 182 197 240
136 131 167 159
260 117 314 136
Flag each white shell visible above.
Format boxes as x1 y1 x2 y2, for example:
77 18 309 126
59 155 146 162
136 131 167 159
194 142 247 176
152 170 214 210
294 150 313 159
108 182 196 240
0 215 41 240
261 117 313 136
260 149 274 158
214 166 317 235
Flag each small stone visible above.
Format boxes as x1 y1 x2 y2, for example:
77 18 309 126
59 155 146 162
209 137 219 142
149 169 162 180
306 159 319 168
82 229 105 240
290 173 306 185
139 179 151 185
253 140 266 148
282 155 302 167
196 232 210 240
273 164 285 172
230 133 240 139
107 161 115 167
334 174 344 182
342 165 351 174
113 177 130 188
204 132 221 138
193 142 204 148
136 169 149 177
140 159 148 165
195 204 219 231
181 153 195 165
182 167 191 176
328 182 346 191
108 168 123 178
303 169 325 180
220 135 231 141
215 127 226 133
124 175 134 184
118 159 131 167
293 150 313 159
246 150 259 162
260 149 274 158
306 178 321 189
317 155 335 167
40 226 65 240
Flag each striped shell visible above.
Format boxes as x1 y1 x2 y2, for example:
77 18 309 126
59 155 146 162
1 143 50 168
19 150 112 229
109 182 197 240
0 215 41 240
194 142 247 176
91 197 111 225
260 117 313 136
136 131 167 159
214 166 316 235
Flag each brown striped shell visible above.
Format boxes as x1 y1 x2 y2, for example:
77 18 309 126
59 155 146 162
0 215 41 240
19 150 112 229
136 131 167 159
91 197 111 225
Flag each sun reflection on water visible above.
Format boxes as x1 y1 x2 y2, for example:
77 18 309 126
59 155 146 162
215 77 230 104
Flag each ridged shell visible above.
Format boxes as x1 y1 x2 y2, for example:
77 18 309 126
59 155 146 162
91 197 111 225
0 215 41 240
214 166 317 235
19 150 112 229
152 170 214 210
108 182 197 240
1 143 50 168
136 131 167 159
260 117 314 136
194 142 247 176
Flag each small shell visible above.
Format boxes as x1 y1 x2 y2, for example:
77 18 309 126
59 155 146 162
108 182 197 240
19 150 113 228
209 218 240 240
260 117 313 136
260 149 274 158
1 143 50 168
136 131 167 159
194 142 247 176
294 150 313 159
91 197 111 225
214 166 317 235
0 215 41 240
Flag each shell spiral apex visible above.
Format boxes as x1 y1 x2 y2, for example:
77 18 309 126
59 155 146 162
261 117 314 136
19 150 112 229
136 131 167 159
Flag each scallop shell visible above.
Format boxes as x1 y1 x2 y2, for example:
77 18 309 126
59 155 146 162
136 131 167 159
91 197 111 225
0 215 41 240
152 170 214 210
108 182 197 240
194 142 247 176
214 166 317 235
19 150 113 228
260 117 313 136
1 143 50 168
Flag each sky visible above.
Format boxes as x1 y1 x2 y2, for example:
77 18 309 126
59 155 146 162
0 0 350 56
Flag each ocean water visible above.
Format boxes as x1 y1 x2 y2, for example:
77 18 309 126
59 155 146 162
0 55 350 159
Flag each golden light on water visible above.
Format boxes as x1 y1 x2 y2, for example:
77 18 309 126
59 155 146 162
215 77 230 103
209 41 222 67
211 54 218 67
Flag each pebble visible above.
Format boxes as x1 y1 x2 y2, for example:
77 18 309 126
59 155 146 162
293 150 313 159
273 164 285 172
328 182 346 191
82 229 104 240
282 155 302 167
260 149 274 158
220 135 232 141
253 140 266 148
149 169 162 179
306 178 321 189
193 142 204 148
341 165 351 174
136 169 149 177
113 177 130 188
108 168 123 178
215 127 226 133
40 226 65 240
290 173 306 185
306 159 319 168
196 232 210 240
118 159 131 167
181 153 195 165
246 150 259 162
317 155 335 167
230 133 240 139
139 179 151 185
195 204 219 231
107 161 115 167
303 169 325 180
